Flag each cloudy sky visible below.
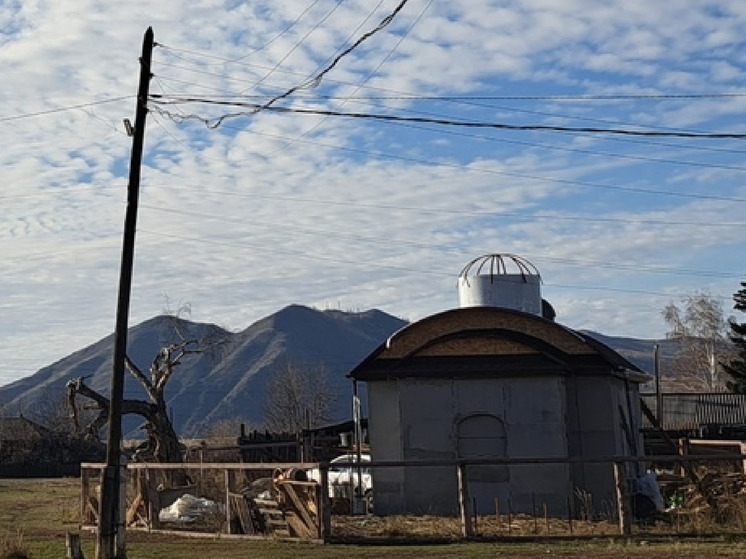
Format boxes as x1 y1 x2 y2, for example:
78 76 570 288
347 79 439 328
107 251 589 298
2 0 745 387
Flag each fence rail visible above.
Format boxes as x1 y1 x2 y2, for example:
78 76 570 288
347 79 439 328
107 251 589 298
81 451 746 542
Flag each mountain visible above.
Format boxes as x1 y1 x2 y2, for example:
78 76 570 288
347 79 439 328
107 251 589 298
580 331 674 377
0 305 407 437
0 305 671 437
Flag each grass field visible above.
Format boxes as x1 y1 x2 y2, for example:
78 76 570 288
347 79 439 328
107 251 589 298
3 477 746 558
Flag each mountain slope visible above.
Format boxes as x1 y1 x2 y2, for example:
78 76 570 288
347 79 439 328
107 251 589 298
1 306 675 437
0 305 407 436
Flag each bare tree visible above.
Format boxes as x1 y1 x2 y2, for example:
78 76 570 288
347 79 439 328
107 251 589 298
67 339 202 464
264 362 336 433
662 292 732 391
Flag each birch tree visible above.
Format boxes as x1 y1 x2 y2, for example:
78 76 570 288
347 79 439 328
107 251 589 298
662 292 730 390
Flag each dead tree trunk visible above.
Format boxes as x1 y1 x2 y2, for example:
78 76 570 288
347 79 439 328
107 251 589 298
67 341 201 476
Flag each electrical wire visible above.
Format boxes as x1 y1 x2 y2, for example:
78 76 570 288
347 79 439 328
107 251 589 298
225 0 324 64
136 202 745 277
151 45 746 150
146 82 746 173
259 0 433 158
138 193 745 229
144 120 746 204
133 228 735 303
239 0 345 93
257 91 746 171
215 0 410 127
0 96 133 123
149 98 746 139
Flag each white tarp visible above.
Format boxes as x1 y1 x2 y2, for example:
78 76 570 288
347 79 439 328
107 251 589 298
158 493 221 523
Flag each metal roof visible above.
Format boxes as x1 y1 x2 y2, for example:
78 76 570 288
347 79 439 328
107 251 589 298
641 393 746 431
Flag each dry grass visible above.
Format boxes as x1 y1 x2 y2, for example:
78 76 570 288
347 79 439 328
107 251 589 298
333 513 623 541
1 529 30 559
3 477 746 558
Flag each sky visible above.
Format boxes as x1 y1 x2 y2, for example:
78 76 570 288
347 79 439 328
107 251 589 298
2 0 746 388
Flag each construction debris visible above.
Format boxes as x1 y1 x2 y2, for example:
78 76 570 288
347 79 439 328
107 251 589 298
658 470 746 522
227 468 322 539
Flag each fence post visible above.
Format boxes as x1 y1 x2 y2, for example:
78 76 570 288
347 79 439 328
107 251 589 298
145 467 160 529
320 465 332 539
225 469 235 534
66 533 84 559
81 467 90 525
613 461 631 536
457 462 474 539
116 456 127 558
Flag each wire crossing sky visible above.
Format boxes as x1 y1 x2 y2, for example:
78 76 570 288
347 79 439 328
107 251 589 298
1 0 745 387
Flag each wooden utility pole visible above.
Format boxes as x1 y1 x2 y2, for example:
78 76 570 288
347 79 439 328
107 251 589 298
97 26 154 559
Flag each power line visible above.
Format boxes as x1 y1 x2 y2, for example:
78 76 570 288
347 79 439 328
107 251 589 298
287 94 746 171
225 0 324 64
239 0 345 93
151 43 746 146
136 202 744 280
149 97 746 139
0 96 133 123
133 228 734 304
266 92 746 101
150 44 746 102
146 118 746 204
258 0 432 159
139 197 746 229
209 0 410 128
147 82 746 175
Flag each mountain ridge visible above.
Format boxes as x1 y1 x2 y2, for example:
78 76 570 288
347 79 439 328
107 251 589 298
0 305 667 436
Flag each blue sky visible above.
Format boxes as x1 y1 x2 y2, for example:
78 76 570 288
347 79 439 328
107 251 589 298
2 0 745 387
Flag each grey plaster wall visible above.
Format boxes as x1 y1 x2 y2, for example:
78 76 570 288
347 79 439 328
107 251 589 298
369 376 573 515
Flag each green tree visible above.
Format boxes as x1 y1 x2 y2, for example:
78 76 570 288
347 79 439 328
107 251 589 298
723 281 746 393
662 292 730 390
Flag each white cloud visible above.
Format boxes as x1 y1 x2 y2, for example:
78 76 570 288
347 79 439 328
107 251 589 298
1 0 745 386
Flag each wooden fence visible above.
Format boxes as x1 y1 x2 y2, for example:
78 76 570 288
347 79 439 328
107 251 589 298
81 451 746 542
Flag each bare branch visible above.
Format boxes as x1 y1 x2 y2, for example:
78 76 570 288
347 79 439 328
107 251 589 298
66 378 109 408
153 341 199 393
125 354 155 398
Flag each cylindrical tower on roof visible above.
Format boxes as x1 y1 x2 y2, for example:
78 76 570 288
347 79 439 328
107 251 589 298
457 254 542 315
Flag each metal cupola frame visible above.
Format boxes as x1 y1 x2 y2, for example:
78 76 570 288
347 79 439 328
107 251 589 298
457 253 543 315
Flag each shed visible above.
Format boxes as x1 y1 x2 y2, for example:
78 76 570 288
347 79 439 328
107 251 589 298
348 255 651 517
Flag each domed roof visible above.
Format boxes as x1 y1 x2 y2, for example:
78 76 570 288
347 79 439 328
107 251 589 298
349 306 649 383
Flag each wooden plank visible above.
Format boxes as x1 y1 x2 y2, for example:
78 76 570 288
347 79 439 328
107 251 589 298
80 470 90 524
227 493 254 535
253 498 281 507
457 463 474 539
225 470 235 534
126 493 143 526
145 468 160 529
82 462 321 471
284 511 313 539
278 482 317 536
87 496 100 522
613 461 631 536
258 509 284 517
320 467 330 539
